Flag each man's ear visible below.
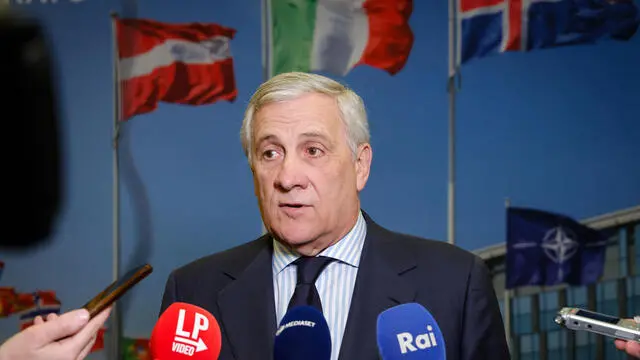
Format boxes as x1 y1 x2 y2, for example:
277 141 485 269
355 143 372 192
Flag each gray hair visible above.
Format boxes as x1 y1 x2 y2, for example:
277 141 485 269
240 72 370 166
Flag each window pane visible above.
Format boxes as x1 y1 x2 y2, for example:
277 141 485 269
575 331 590 346
597 281 619 317
517 296 532 313
518 334 539 360
575 331 596 347
540 292 559 331
540 310 558 331
546 330 566 349
620 228 628 277
513 296 532 334
541 292 558 309
627 276 640 317
520 334 532 352
568 287 588 308
516 314 533 334
546 331 566 360
605 342 627 360
635 223 640 276
575 331 596 359
606 281 617 300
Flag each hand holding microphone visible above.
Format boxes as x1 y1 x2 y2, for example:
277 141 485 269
150 302 222 360
0 307 111 360
615 316 640 358
376 303 446 359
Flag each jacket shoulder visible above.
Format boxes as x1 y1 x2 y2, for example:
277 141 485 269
375 223 481 267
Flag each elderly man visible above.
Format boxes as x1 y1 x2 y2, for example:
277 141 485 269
159 72 510 360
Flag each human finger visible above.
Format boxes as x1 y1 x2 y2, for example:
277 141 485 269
60 306 111 355
625 341 640 357
75 333 98 360
26 309 90 347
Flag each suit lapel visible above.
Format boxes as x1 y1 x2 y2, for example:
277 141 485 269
338 212 418 360
217 239 277 360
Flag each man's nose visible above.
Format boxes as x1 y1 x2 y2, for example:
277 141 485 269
275 155 308 191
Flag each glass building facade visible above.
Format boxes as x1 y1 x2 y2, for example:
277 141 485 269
474 206 640 360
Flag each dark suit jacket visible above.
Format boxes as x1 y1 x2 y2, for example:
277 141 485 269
159 212 511 360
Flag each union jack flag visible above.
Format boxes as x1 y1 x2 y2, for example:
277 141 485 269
457 0 640 64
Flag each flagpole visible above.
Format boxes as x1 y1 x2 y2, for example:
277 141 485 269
261 0 271 81
447 0 457 245
110 11 122 360
260 0 272 235
504 197 512 351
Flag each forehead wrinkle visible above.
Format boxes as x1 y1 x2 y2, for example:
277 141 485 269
252 94 347 149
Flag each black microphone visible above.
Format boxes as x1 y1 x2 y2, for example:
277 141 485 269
1 6 62 250
273 306 332 360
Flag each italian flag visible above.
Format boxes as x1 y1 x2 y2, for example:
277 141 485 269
269 0 414 76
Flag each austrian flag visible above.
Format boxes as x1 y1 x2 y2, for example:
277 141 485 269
114 18 238 120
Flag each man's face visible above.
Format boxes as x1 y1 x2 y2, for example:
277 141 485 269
251 93 371 254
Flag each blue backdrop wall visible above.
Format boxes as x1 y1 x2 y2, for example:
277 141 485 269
1 1 638 358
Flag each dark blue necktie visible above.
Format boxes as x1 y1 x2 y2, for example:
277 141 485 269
287 256 336 314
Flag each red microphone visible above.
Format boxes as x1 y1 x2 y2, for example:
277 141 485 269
150 302 222 359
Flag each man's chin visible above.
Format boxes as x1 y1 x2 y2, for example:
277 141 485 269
277 234 315 247
273 229 320 252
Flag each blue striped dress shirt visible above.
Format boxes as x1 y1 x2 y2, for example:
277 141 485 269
272 211 367 360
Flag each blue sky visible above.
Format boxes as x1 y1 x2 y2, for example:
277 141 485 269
1 0 638 353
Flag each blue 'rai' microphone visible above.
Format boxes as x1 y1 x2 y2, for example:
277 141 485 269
376 303 447 359
273 305 331 360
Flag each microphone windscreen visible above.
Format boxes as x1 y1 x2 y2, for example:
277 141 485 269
273 306 331 360
1 8 62 251
150 302 222 360
376 303 446 359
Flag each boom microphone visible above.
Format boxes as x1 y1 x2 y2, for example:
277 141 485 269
273 305 332 360
2 6 62 250
150 302 222 359
376 303 446 359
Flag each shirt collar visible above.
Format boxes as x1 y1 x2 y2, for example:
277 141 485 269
272 210 368 274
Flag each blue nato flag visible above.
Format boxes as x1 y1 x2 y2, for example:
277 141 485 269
506 207 608 289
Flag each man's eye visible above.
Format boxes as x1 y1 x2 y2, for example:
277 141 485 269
306 147 323 157
262 150 278 159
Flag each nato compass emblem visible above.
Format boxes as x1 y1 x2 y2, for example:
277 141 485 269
541 226 579 281
511 225 579 282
